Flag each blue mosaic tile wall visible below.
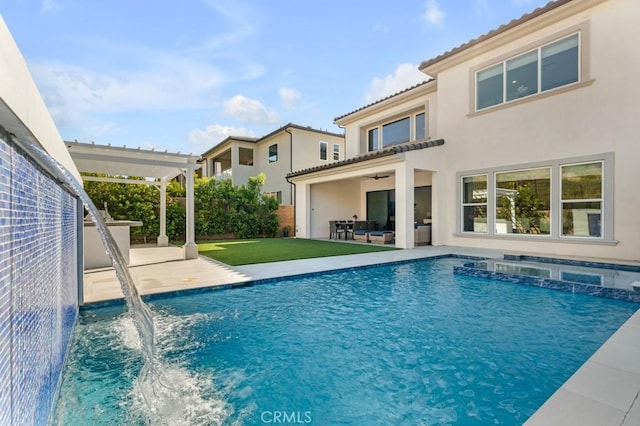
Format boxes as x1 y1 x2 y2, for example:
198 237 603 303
0 135 78 425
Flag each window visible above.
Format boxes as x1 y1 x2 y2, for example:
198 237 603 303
462 175 488 233
495 168 550 235
368 128 378 151
382 117 410 147
506 50 538 101
268 144 278 163
542 34 579 91
458 155 611 241
367 112 426 151
265 191 282 204
333 143 340 161
415 113 426 140
476 33 580 111
561 161 602 237
319 141 328 161
238 147 254 166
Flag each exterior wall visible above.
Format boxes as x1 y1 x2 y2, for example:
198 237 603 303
0 17 81 423
256 132 293 204
434 0 640 261
231 141 257 186
290 129 345 172
310 179 361 238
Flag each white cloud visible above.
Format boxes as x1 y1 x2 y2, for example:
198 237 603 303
365 64 429 104
188 124 255 146
223 94 280 124
40 0 61 15
279 87 301 110
423 0 445 28
372 23 389 33
30 1 265 138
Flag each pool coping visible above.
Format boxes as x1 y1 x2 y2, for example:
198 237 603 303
80 245 640 424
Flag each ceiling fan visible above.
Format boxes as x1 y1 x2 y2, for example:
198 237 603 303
368 173 390 180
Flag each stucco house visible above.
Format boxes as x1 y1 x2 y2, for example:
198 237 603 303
200 123 344 205
288 0 639 262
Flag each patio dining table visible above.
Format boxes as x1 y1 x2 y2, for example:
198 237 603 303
331 220 376 240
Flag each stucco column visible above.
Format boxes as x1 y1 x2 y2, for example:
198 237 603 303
295 183 311 238
157 177 168 247
395 163 414 249
183 167 198 259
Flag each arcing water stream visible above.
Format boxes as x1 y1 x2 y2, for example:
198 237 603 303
22 141 226 424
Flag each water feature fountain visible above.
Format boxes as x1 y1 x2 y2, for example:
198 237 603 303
21 141 226 424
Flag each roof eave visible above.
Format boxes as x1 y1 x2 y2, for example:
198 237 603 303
419 0 604 76
287 138 445 180
334 79 436 126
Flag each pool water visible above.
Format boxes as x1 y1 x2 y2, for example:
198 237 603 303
53 258 639 425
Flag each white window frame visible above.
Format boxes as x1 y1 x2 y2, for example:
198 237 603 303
319 141 328 161
366 111 427 152
268 144 278 163
332 143 340 161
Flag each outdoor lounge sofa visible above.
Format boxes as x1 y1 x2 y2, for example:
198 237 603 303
353 230 369 242
369 231 394 244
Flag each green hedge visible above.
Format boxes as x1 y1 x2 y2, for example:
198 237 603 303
83 173 279 242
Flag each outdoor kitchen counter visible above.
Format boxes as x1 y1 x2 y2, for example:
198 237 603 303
83 220 143 269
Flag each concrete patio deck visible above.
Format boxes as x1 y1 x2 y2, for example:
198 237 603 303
81 244 640 425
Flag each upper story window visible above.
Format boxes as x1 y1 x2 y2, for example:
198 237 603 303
333 143 340 161
268 144 278 163
319 141 328 161
238 147 254 166
367 111 426 152
368 128 378 151
415 113 426 140
382 117 410 147
476 33 580 111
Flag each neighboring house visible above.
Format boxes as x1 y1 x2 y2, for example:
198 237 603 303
288 0 640 262
200 123 344 205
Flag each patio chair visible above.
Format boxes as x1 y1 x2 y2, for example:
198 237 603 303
329 221 345 240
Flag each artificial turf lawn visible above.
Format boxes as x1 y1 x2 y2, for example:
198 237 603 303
197 238 398 266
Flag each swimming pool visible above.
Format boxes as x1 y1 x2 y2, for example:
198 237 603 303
53 257 638 425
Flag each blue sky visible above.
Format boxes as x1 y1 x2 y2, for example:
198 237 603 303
2 0 549 154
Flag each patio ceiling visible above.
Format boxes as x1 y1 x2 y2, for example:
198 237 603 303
65 140 201 180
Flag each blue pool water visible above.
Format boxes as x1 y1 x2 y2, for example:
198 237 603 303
53 258 639 425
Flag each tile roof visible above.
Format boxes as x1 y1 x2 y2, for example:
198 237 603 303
418 0 573 71
333 80 434 123
200 123 343 157
286 138 445 179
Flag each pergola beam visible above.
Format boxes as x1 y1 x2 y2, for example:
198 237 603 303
67 141 201 259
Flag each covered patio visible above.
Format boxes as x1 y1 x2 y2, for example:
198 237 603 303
287 139 444 249
66 140 201 260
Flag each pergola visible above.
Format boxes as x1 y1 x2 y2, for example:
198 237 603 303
66 141 201 259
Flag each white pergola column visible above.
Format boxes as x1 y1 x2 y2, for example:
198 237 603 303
395 163 415 249
157 177 168 247
183 167 198 259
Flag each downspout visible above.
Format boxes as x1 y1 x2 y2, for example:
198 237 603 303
285 128 296 235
